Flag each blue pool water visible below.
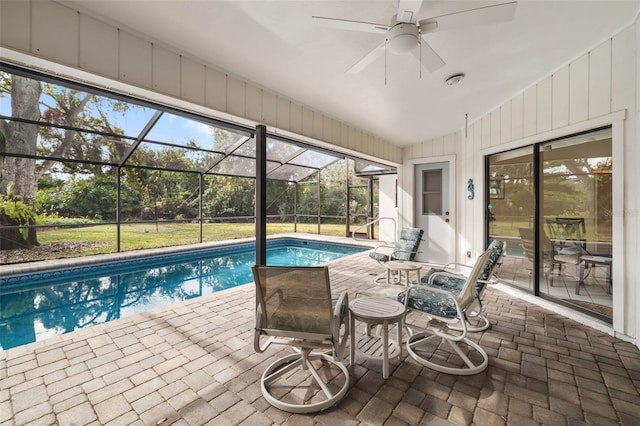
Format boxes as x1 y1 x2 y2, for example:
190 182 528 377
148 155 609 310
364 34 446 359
0 239 367 350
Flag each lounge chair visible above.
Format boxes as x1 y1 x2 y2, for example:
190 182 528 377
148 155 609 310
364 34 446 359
369 227 424 284
399 249 492 375
252 265 350 413
418 239 505 332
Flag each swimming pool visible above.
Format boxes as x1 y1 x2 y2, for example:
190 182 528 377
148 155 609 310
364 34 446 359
0 238 367 350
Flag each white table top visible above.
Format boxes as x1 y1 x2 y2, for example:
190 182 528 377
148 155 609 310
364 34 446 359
349 297 405 320
384 260 422 271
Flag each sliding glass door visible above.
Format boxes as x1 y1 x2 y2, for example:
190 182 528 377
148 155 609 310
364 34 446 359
487 127 613 321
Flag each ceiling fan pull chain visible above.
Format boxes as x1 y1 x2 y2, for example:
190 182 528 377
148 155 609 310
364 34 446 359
419 34 422 80
384 38 388 86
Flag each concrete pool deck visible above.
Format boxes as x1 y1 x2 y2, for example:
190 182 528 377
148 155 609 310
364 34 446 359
1 240 640 425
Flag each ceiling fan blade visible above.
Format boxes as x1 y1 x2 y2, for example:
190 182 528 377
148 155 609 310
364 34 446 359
419 1 517 34
396 0 423 23
414 38 446 72
312 16 389 34
346 40 386 74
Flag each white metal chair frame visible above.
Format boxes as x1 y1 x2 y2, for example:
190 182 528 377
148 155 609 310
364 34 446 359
401 249 492 375
370 227 424 284
252 265 350 413
421 240 505 332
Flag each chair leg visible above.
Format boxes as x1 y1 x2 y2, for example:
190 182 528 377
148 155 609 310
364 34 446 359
406 332 488 375
260 351 349 413
448 313 490 333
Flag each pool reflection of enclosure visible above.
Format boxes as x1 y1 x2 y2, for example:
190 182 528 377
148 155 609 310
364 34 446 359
0 239 366 350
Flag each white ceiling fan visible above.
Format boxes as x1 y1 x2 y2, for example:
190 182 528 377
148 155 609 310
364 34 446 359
312 0 517 74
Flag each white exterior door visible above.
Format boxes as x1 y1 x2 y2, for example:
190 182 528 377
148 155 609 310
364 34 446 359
414 162 452 264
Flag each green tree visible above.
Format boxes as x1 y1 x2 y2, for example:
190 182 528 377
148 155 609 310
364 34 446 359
203 175 254 218
0 72 134 248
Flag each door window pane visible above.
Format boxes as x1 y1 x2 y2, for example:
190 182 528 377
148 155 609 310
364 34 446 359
487 147 535 291
422 170 442 215
539 129 612 320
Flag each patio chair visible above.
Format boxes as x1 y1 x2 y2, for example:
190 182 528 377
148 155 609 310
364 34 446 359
398 249 491 375
358 241 503 331
519 227 581 286
369 227 424 284
418 239 505 332
545 217 586 255
252 265 350 413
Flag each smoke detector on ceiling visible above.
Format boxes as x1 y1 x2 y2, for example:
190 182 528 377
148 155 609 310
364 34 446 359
445 73 465 86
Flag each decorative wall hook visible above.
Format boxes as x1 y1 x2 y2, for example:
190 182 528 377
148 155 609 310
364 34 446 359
467 179 474 200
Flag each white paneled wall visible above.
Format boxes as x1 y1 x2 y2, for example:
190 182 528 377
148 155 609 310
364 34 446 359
403 23 639 340
0 0 401 164
569 54 589 124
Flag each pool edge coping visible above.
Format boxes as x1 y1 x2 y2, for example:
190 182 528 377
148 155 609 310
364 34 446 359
0 233 379 277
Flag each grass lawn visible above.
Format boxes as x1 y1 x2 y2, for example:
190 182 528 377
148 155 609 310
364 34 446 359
22 222 360 262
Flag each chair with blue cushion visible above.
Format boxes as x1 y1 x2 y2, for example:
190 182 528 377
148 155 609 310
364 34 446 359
252 265 350 413
398 249 492 375
419 240 505 332
370 227 424 284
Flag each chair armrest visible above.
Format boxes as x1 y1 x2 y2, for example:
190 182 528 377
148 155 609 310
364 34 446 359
437 262 474 278
332 291 349 360
442 262 473 271
332 291 349 322
374 244 395 252
254 304 273 353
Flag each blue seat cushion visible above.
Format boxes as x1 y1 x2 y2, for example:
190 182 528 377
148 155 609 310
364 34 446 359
481 240 504 282
393 228 424 261
368 227 423 262
421 240 504 295
369 252 390 262
398 286 457 319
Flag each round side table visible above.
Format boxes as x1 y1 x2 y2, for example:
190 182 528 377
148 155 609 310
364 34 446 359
349 296 405 379
383 260 422 285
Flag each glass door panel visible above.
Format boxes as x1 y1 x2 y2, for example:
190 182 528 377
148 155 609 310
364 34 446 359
487 147 535 291
539 129 612 320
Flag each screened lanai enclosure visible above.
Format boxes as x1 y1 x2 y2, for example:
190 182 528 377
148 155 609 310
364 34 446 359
0 65 395 263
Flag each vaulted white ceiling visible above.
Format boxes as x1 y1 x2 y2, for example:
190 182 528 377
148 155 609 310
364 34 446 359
64 1 639 146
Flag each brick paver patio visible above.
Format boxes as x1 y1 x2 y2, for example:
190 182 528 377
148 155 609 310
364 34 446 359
1 248 640 425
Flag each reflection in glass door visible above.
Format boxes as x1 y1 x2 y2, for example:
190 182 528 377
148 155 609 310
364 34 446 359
539 129 612 321
487 128 613 322
487 147 535 291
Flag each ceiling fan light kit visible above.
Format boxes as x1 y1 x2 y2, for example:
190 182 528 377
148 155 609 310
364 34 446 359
386 23 419 54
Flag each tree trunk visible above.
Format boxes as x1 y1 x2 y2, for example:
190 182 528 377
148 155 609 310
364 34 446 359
0 76 41 250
